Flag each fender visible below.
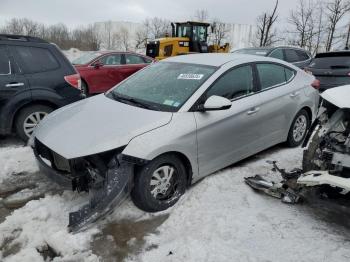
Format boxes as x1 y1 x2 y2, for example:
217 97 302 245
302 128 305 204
122 112 199 182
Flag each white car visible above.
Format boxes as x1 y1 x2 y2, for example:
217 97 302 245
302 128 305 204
32 53 320 231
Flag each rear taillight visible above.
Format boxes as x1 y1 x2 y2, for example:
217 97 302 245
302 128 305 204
64 74 81 90
311 79 320 89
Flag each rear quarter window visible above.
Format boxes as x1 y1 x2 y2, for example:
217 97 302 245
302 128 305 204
14 46 59 74
257 63 295 90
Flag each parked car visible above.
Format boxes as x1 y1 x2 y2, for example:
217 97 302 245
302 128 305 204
32 54 319 231
72 51 154 95
233 46 312 69
304 51 350 91
0 34 83 141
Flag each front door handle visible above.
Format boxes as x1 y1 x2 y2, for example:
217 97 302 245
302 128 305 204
247 107 260 115
6 82 24 87
290 91 300 98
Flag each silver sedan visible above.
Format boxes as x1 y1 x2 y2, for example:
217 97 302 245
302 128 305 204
32 53 319 231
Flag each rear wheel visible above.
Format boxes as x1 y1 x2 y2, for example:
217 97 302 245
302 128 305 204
287 109 310 147
15 105 53 142
81 81 89 96
131 154 187 212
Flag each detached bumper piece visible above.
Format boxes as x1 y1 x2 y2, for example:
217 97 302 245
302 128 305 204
245 161 350 204
245 161 303 204
68 162 133 232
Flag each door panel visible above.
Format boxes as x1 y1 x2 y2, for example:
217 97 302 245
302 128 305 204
0 45 28 106
194 94 262 177
255 63 301 145
194 64 261 177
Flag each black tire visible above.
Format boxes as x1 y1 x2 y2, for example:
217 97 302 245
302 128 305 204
15 105 53 142
131 154 187 212
81 81 89 96
287 109 310 147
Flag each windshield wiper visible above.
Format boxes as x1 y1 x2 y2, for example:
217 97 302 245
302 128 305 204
110 92 158 110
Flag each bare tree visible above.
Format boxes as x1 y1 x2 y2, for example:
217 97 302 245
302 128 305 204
194 9 209 22
144 17 171 39
256 0 279 47
71 24 100 51
104 20 113 49
114 26 131 51
135 27 149 50
288 0 314 48
1 18 40 36
325 0 350 51
211 19 230 46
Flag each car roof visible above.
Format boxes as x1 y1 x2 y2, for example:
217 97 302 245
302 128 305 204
161 53 285 67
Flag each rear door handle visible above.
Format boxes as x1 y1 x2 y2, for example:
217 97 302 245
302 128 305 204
247 107 260 115
6 82 24 87
290 91 300 98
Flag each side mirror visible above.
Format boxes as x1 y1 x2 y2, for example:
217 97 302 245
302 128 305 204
198 95 232 111
93 61 103 69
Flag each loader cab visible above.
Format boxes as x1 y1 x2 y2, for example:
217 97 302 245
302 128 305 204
174 22 210 53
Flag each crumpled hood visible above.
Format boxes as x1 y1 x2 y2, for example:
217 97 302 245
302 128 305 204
35 94 172 159
321 85 350 109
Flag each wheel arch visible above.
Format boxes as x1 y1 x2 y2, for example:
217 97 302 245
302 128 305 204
12 100 58 131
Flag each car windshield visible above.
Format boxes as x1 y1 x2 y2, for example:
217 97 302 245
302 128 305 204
233 49 268 56
107 62 216 112
309 56 350 69
72 52 103 65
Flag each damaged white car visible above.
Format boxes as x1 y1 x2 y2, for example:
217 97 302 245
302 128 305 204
246 85 350 203
31 53 319 231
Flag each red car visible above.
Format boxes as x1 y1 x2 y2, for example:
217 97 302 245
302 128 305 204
72 51 154 95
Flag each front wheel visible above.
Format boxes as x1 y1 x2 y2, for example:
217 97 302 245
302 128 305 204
287 109 310 147
131 154 187 212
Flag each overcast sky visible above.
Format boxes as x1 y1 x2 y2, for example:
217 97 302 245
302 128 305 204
0 0 296 27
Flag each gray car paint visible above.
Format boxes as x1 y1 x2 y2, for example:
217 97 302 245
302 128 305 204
34 53 319 183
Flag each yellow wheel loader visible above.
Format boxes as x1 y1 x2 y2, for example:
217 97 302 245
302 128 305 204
146 21 230 60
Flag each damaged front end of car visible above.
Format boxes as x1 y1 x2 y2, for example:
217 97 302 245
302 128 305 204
33 139 143 232
245 85 350 203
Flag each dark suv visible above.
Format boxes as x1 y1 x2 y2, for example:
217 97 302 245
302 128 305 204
233 46 312 69
0 34 82 141
304 51 350 91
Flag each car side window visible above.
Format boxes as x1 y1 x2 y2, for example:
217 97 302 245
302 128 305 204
257 63 293 90
125 54 145 64
13 46 59 73
206 65 254 100
296 50 310 61
285 49 300 63
269 49 284 60
0 46 11 75
100 54 122 65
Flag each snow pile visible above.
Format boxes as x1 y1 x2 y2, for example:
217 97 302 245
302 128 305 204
0 144 99 261
0 146 38 184
0 192 99 261
128 147 350 262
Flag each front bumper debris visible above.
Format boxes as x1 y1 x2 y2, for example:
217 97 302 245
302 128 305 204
68 162 133 232
245 161 350 204
33 140 134 232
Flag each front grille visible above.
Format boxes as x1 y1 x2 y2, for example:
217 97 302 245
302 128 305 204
35 138 71 173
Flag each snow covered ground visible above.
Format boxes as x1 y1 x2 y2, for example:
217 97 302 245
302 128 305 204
1 137 350 261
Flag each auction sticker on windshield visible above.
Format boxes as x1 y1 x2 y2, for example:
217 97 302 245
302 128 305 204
177 74 204 80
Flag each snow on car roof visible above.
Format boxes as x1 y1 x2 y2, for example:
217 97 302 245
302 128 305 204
162 53 279 67
321 85 350 109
